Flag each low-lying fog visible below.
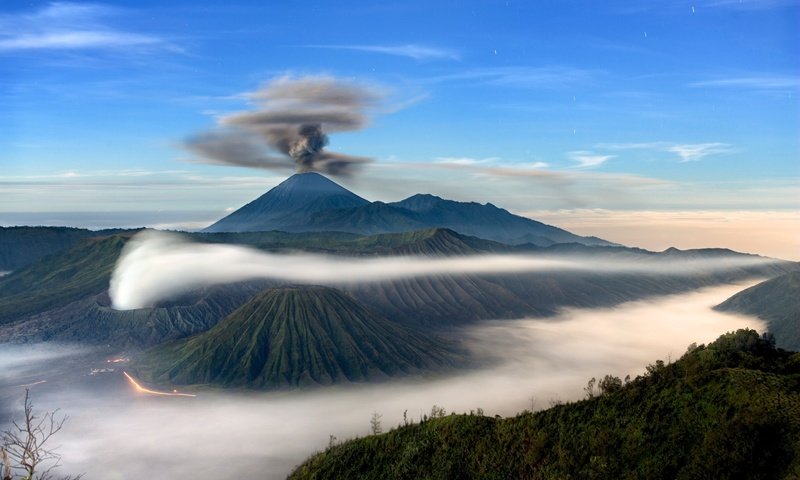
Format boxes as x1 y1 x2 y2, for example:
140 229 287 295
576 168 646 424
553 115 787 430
110 230 779 309
0 282 765 479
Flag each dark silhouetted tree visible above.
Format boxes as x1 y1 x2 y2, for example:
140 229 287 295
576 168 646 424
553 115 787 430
429 405 446 419
584 377 596 399
598 375 623 395
370 412 383 435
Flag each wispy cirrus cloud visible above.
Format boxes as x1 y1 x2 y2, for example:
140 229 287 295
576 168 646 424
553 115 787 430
0 2 174 52
427 66 598 88
308 43 459 60
0 169 281 189
526 162 550 169
434 156 500 166
595 142 667 150
433 157 549 169
702 0 800 10
567 151 615 168
596 141 733 162
617 0 800 13
380 159 666 186
668 143 733 162
0 31 161 51
689 75 800 91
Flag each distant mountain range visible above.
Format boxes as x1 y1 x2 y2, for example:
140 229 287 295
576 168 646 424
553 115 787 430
715 272 800 351
204 172 614 247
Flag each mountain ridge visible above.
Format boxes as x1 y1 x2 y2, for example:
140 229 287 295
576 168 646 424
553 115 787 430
389 193 609 246
714 271 800 350
202 172 616 247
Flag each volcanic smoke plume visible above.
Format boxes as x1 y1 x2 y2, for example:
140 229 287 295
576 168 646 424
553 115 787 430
185 76 381 176
289 124 328 172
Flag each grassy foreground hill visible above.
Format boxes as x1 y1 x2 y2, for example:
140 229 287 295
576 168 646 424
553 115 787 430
290 329 800 480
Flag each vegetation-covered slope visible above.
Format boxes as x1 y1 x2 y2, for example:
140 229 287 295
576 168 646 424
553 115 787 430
0 235 128 324
290 329 800 480
0 283 265 349
345 265 791 330
136 286 463 389
0 226 137 271
299 201 431 235
0 233 272 348
0 226 98 271
715 272 800 350
197 227 509 256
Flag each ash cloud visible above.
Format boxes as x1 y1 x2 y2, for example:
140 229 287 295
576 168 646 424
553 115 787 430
185 76 380 176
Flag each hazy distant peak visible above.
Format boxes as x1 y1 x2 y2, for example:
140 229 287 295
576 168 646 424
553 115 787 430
280 171 334 186
203 174 616 247
274 172 363 197
395 193 445 210
203 173 368 233
397 193 501 211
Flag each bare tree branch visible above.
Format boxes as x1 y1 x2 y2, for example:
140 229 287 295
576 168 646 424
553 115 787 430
1 389 82 480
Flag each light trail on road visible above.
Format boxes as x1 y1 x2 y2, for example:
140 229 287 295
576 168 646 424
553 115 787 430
123 371 196 398
13 380 47 388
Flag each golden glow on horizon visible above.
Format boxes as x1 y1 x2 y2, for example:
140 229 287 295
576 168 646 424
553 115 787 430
123 371 196 398
522 209 800 261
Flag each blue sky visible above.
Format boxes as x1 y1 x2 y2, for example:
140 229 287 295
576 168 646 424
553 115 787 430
1 1 798 256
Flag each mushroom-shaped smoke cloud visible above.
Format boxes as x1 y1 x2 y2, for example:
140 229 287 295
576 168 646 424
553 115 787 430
185 76 381 176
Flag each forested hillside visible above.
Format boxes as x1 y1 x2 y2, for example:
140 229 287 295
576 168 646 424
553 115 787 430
290 329 800 480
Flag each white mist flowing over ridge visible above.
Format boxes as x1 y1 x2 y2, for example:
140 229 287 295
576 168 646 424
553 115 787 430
109 230 782 310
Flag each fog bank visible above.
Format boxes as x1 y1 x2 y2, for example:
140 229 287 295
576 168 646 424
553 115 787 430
110 230 778 309
0 344 89 382
1 282 765 479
